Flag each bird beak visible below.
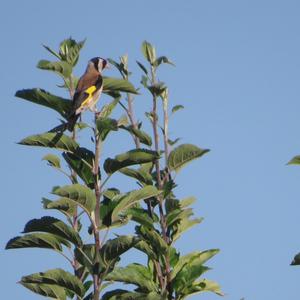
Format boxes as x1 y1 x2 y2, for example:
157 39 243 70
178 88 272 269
105 61 111 69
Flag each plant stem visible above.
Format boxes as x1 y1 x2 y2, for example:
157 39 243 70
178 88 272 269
93 113 102 300
150 66 172 298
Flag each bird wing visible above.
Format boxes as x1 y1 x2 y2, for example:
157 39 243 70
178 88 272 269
71 73 103 115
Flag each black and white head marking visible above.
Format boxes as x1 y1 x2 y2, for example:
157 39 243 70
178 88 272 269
90 57 108 72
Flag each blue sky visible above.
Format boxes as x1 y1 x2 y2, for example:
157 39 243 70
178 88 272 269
2 0 300 299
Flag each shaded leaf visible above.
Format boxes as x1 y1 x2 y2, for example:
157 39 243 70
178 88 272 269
19 132 78 153
136 60 148 75
42 154 61 168
153 56 175 67
21 268 85 298
96 117 119 141
53 184 96 213
23 216 82 247
287 156 300 165
120 125 152 146
42 44 61 60
59 38 85 66
104 149 160 174
291 252 300 265
20 282 66 300
5 233 69 251
37 60 72 78
127 207 158 228
15 88 71 119
168 144 209 173
63 147 95 188
171 105 184 114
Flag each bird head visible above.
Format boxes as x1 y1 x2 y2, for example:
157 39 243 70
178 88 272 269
89 57 109 73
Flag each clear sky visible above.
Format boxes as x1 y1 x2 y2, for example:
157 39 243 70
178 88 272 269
2 0 300 299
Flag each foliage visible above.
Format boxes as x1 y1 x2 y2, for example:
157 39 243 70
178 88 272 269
6 38 221 300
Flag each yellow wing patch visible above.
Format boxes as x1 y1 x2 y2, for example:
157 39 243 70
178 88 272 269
79 86 97 109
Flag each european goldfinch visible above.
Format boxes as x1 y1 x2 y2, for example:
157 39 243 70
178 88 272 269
67 57 108 131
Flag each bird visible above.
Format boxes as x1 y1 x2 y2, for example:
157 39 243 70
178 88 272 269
67 57 108 131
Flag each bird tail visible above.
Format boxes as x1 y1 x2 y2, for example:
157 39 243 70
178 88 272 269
67 113 80 132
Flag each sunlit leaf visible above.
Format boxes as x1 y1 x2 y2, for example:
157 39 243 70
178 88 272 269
111 186 161 222
287 156 300 165
141 41 156 64
105 263 157 292
168 144 209 173
53 184 96 213
42 154 61 168
42 197 77 217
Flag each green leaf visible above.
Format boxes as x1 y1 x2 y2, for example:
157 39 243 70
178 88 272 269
15 88 71 119
120 125 152 146
42 44 62 60
98 97 120 118
111 186 161 222
180 196 196 208
104 149 159 174
148 82 167 96
291 252 300 265
74 244 96 273
153 56 175 67
53 184 96 214
180 279 223 297
5 233 69 251
168 137 181 146
37 60 72 78
106 263 157 292
103 77 138 95
172 217 203 242
59 38 85 66
171 105 184 114
42 154 61 168
141 41 156 64
23 216 82 247
118 167 153 185
166 208 193 228
172 250 219 280
20 282 66 300
21 269 85 298
96 117 119 141
63 147 95 188
136 60 148 75
168 144 209 173
134 240 157 260
101 235 138 270
19 132 79 153
287 155 300 165
102 290 163 300
137 226 168 255
127 207 158 228
42 197 77 217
